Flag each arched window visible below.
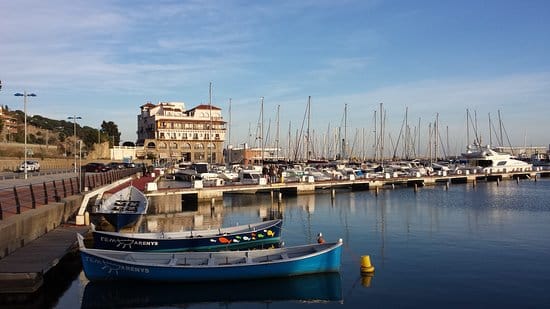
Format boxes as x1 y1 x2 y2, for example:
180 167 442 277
207 142 216 149
183 143 191 149
171 142 178 149
147 142 156 148
194 143 204 150
159 142 167 149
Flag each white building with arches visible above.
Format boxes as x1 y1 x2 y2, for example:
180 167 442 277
136 101 226 164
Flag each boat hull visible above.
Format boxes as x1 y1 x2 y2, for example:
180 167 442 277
79 237 343 282
92 220 283 252
101 213 142 232
95 185 148 231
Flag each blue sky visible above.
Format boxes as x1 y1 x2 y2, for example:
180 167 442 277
1 0 550 156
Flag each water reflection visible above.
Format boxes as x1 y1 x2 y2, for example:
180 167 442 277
81 272 342 308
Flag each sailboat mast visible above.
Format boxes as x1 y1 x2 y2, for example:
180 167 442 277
260 96 264 164
373 110 378 162
488 113 492 146
379 103 384 163
466 109 470 146
306 96 311 162
417 117 421 159
287 121 291 161
434 113 439 161
405 106 410 160
227 98 232 165
343 103 347 160
276 104 280 162
209 82 213 164
498 110 503 147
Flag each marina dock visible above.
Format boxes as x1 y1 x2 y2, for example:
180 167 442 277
1 167 549 294
149 169 550 202
0 224 88 293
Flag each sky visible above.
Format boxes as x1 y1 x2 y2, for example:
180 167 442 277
1 0 550 157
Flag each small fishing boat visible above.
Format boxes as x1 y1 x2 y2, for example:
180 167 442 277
95 185 148 231
81 272 342 308
77 234 343 282
92 219 283 252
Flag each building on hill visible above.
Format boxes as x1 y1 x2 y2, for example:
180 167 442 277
136 101 226 164
0 106 18 142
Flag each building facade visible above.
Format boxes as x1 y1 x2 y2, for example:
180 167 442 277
0 106 18 142
227 146 283 166
136 102 226 164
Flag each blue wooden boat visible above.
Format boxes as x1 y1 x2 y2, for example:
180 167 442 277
77 234 343 282
81 272 342 308
92 219 283 252
95 185 148 231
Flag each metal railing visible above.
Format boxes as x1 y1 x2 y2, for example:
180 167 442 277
0 167 141 220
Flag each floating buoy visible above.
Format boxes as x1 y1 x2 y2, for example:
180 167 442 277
360 255 375 273
361 273 374 287
317 233 325 244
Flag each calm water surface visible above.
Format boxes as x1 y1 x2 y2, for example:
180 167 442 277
50 178 550 308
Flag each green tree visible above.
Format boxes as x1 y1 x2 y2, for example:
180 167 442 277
101 121 121 146
81 126 100 149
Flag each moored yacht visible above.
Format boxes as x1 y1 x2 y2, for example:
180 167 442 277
461 144 532 173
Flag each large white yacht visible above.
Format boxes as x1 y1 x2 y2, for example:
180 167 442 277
461 144 532 173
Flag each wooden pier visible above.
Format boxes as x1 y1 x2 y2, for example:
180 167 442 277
0 224 88 293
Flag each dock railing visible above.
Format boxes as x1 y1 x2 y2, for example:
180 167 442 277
0 167 141 220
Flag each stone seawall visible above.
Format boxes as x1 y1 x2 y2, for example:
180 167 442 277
0 195 82 259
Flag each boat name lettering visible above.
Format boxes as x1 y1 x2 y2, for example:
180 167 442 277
100 236 159 247
119 264 150 273
132 240 159 246
84 256 150 274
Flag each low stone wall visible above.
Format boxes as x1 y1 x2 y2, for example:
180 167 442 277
0 195 82 259
0 158 76 172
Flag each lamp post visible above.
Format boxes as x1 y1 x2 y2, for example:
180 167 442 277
68 116 82 173
14 91 37 179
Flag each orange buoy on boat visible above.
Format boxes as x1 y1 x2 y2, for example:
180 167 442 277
317 233 325 244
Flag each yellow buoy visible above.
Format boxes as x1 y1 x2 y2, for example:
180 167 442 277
361 273 374 287
360 255 375 273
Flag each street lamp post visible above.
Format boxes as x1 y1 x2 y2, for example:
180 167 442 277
14 91 37 179
68 116 82 173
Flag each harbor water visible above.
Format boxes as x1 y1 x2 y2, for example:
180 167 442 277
41 178 550 308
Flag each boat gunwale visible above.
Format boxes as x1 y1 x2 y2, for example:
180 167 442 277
78 233 343 269
92 219 282 240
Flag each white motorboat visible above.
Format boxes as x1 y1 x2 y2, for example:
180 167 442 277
462 144 532 173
